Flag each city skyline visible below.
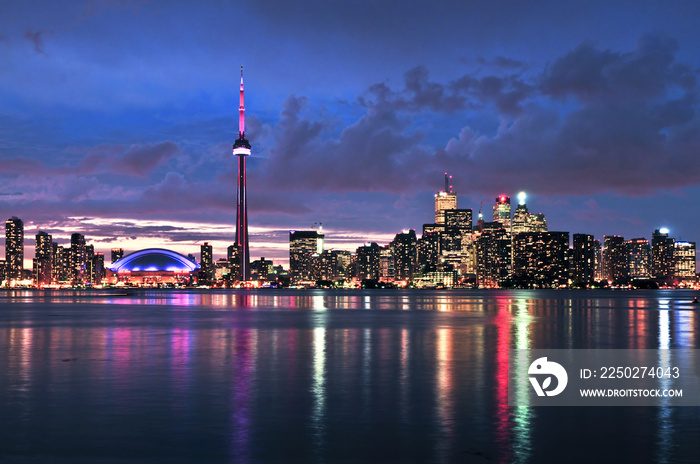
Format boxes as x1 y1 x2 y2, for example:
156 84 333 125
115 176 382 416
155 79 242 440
3 1 700 266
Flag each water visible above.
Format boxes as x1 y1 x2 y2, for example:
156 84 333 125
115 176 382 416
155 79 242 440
0 289 699 463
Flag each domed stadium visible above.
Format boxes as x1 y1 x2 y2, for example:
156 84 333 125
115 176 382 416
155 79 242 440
106 248 200 286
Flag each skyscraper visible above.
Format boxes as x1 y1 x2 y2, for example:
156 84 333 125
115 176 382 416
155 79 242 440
392 229 417 282
5 217 24 282
34 231 53 286
626 238 651 280
289 230 324 282
603 235 627 284
493 196 511 236
434 173 457 224
233 66 252 281
674 241 696 284
512 231 569 288
111 248 124 263
70 233 87 284
572 233 596 286
356 242 381 281
651 229 675 285
512 192 547 236
199 242 214 284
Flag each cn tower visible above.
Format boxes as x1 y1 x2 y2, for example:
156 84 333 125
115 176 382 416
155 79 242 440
233 66 251 281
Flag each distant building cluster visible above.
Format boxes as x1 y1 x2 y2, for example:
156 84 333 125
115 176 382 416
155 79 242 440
286 175 697 289
3 216 107 287
2 175 697 289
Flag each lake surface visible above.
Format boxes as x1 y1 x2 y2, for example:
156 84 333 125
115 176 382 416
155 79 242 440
1 289 699 463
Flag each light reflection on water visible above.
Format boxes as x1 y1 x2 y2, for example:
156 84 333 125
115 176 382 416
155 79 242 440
0 289 699 463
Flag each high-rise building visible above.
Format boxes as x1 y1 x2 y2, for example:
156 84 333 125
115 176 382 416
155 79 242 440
417 231 440 274
111 248 124 263
5 216 24 282
92 253 105 285
572 233 596 286
513 193 549 236
674 241 696 284
434 173 457 224
392 229 417 282
34 231 53 286
651 229 675 285
603 235 627 284
493 196 511 236
356 242 380 280
476 227 512 287
289 230 324 282
379 245 395 282
70 233 87 284
199 242 214 284
626 238 651 280
233 66 252 281
513 231 569 287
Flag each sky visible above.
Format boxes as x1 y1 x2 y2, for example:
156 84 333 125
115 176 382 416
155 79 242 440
2 0 700 267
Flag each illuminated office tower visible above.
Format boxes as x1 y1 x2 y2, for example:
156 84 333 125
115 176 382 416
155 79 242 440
199 242 214 284
233 66 252 281
111 248 124 263
356 242 381 280
5 216 24 281
572 233 596 286
379 245 395 282
626 238 651 280
34 231 53 285
512 231 569 287
651 229 675 285
493 196 511 236
417 231 441 274
289 230 324 282
603 235 627 284
434 173 457 224
674 241 696 284
92 253 105 285
70 233 87 284
392 229 417 282
476 227 512 287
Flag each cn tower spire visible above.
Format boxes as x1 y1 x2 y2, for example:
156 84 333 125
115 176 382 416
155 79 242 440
239 66 245 137
233 65 252 282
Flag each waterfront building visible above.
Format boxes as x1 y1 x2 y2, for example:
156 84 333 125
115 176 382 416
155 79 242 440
111 248 124 263
92 253 105 285
199 242 214 284
356 242 380 280
513 231 569 287
34 231 52 286
392 229 417 282
674 241 696 284
5 216 24 282
70 233 87 284
572 233 596 286
107 248 200 285
651 229 675 285
626 238 651 280
476 227 511 287
603 235 628 284
379 245 395 282
417 231 440 274
511 192 548 236
289 230 324 282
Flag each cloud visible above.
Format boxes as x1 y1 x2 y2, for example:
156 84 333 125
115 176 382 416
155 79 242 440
23 29 53 55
